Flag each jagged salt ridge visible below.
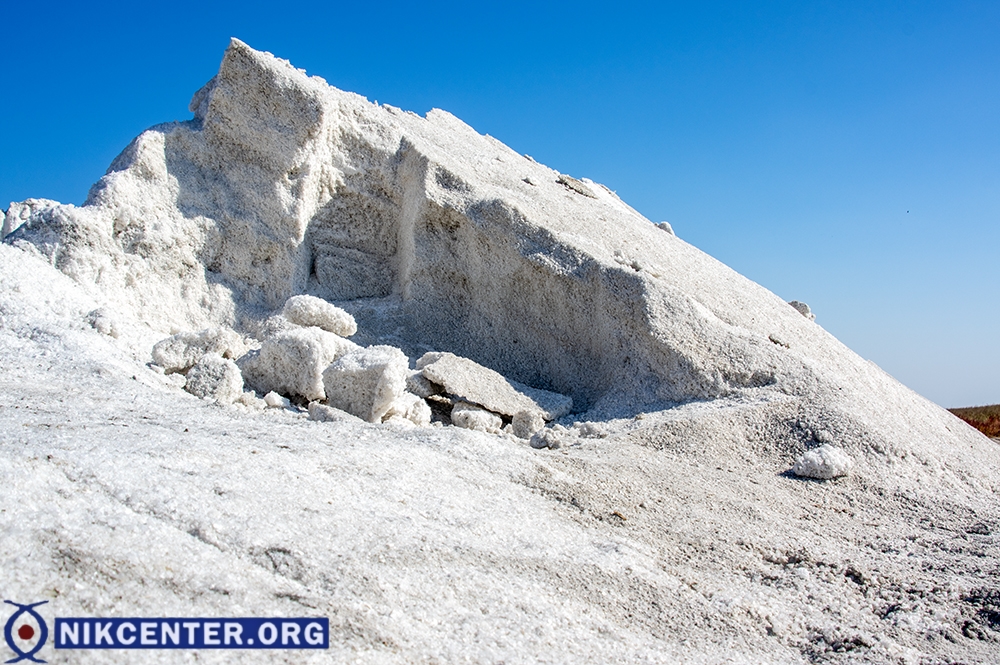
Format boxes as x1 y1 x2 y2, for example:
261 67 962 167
2 39 1000 664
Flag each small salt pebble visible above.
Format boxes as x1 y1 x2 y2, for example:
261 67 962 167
264 391 291 408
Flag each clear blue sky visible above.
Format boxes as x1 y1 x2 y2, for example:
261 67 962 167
2 1 997 408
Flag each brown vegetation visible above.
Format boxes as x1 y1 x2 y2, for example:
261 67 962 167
949 404 1000 438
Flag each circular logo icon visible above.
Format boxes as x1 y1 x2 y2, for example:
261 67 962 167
3 601 48 664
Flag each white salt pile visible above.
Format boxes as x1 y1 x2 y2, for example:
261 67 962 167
2 38 999 664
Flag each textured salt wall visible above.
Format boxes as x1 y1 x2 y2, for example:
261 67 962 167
189 41 807 409
6 39 782 409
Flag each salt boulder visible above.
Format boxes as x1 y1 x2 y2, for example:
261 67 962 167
419 352 572 421
236 392 266 409
384 392 432 427
512 410 546 439
405 371 441 399
281 294 357 337
2 198 59 239
792 444 854 480
451 402 503 434
255 314 300 340
240 327 358 402
322 346 409 423
85 308 120 338
415 352 447 370
152 328 249 374
183 353 244 404
263 391 290 409
788 300 816 321
529 424 571 449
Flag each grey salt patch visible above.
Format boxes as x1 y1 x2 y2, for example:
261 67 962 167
406 371 441 399
556 174 596 198
86 308 120 338
2 198 59 239
530 425 571 450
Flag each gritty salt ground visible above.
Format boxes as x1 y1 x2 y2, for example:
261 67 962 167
0 336 699 663
2 245 1000 664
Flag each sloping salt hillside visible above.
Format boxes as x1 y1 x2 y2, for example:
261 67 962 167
2 39 999 664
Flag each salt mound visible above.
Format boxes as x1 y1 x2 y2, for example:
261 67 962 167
3 38 1000 664
4 38 790 412
1 35 989 463
1 37 988 463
